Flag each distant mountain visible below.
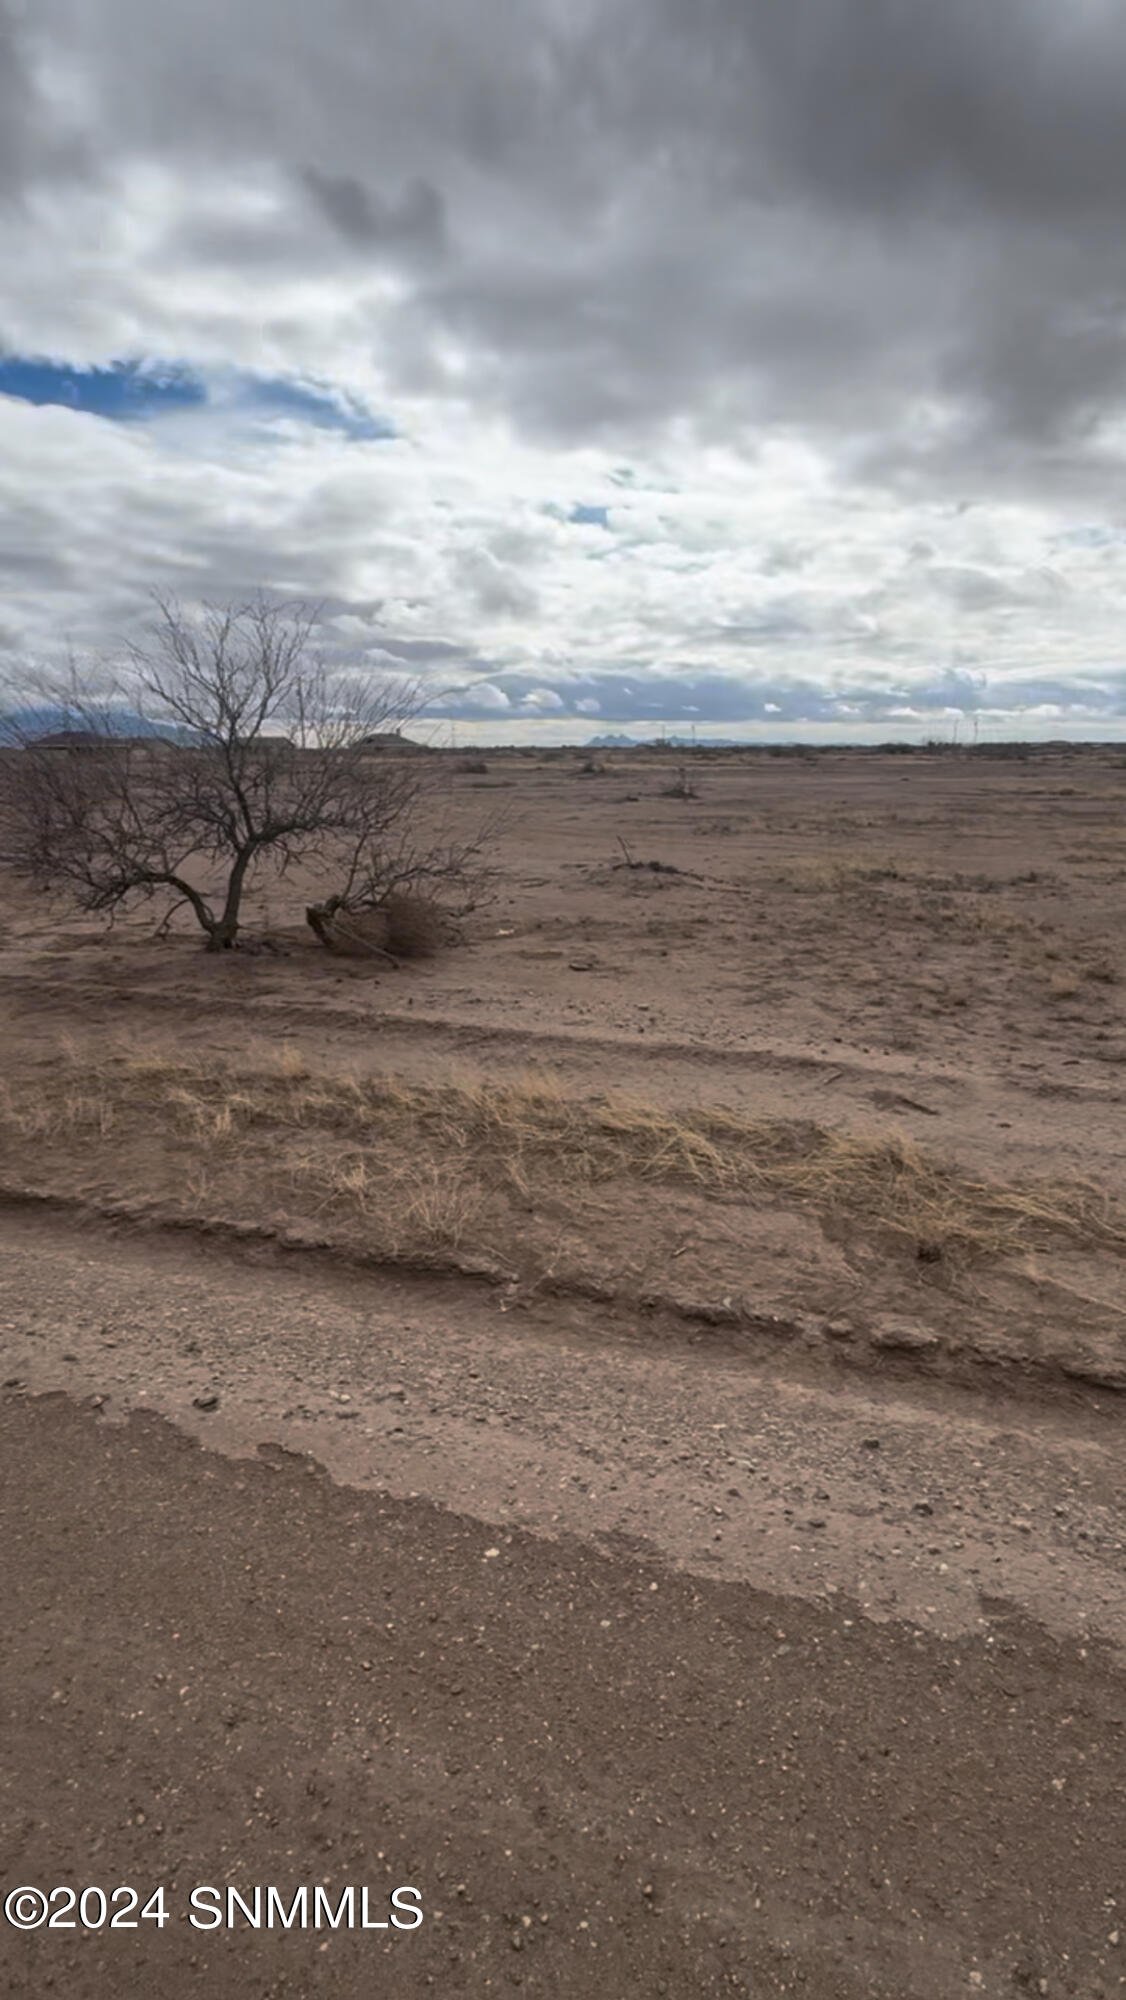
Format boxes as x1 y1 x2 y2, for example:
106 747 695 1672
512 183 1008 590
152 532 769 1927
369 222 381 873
0 705 198 745
666 735 746 748
586 731 747 749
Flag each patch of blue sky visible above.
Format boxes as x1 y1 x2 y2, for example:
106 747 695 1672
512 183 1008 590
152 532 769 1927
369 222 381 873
238 376 393 439
0 357 205 419
0 356 393 440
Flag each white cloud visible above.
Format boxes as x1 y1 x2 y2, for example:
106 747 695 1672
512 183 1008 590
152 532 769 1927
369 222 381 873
1 0 1126 737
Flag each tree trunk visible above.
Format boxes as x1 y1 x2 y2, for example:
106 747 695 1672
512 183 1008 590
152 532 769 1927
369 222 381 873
207 846 255 949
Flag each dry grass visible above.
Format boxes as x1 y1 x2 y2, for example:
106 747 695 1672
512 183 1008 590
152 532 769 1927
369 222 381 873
782 857 904 892
304 1151 485 1250
951 903 1035 939
1 1043 1122 1263
305 890 448 960
381 888 447 959
305 904 392 957
780 860 1042 940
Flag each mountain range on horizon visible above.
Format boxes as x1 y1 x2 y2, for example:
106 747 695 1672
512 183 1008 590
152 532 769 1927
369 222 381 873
584 731 755 749
0 705 197 745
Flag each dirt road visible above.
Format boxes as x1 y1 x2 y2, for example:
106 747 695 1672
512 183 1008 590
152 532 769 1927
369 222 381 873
2 1208 1124 1998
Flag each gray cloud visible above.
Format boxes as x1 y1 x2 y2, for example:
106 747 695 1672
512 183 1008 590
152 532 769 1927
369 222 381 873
4 0 1126 733
300 169 446 256
1 0 1123 489
720 0 1126 221
0 0 94 199
450 547 539 619
421 661 1126 728
8 0 1126 473
0 5 34 196
368 635 468 664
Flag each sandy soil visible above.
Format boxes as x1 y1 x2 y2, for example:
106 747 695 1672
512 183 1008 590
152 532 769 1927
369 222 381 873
2 745 1126 1388
1 744 1125 1995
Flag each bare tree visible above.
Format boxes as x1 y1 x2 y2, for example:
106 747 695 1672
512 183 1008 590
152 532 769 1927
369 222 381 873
0 594 467 951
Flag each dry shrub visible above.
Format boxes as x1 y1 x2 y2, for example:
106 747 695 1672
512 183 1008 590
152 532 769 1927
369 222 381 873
661 764 697 799
305 890 448 960
381 889 447 958
305 904 392 958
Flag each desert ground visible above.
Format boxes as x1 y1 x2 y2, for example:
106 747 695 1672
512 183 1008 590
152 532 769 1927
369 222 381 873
2 743 1125 1997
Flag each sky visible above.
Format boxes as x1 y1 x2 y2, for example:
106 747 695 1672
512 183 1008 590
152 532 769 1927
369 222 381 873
2 0 1126 743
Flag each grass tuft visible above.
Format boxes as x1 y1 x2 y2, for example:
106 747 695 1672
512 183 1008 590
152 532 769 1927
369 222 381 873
1 1046 1122 1264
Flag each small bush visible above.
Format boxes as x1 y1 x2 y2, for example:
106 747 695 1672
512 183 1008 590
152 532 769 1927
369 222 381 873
661 764 697 799
305 890 449 960
381 889 448 958
456 757 490 774
305 904 392 958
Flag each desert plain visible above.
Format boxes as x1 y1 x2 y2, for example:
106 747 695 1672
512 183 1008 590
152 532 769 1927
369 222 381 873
2 742 1125 1997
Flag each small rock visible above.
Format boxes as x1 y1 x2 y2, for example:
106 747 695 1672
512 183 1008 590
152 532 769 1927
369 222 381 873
192 1392 220 1413
871 1316 940 1353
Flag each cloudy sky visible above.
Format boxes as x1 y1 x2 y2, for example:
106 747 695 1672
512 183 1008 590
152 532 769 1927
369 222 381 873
3 0 1126 742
